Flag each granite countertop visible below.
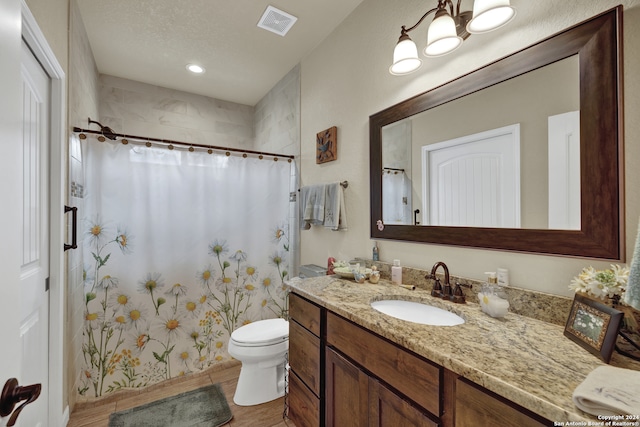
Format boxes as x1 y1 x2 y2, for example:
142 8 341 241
287 275 640 423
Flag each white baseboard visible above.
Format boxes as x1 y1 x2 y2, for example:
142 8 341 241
61 406 70 427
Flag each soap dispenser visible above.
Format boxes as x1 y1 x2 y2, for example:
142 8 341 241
391 259 402 285
478 272 509 318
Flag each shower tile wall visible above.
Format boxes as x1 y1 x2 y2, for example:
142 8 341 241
68 0 101 410
98 75 255 149
98 67 300 156
254 64 301 275
255 64 300 157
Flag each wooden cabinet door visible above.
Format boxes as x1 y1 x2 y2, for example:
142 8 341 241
455 378 550 427
325 347 369 427
368 378 438 427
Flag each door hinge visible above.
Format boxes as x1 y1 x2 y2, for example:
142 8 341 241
45 277 49 292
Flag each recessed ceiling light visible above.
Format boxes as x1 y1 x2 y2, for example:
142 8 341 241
186 64 205 74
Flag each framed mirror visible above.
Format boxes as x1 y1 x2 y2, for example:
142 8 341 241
370 7 623 260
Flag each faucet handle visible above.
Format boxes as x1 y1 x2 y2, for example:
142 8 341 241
451 282 470 304
431 277 443 298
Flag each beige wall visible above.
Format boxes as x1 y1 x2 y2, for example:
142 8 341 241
299 0 640 297
24 0 69 73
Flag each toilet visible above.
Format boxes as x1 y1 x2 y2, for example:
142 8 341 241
228 318 289 406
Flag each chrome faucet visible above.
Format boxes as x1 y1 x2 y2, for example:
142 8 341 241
427 261 470 304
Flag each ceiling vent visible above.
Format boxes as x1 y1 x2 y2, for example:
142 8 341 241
257 5 298 37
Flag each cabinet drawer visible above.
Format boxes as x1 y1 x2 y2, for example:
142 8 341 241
290 293 321 337
326 312 441 416
289 319 321 396
455 378 550 427
289 371 320 427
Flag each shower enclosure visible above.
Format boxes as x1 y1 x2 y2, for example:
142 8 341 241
76 133 295 397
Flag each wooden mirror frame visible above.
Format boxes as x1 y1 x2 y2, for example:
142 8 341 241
370 7 624 260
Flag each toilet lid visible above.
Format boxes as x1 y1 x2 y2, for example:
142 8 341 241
231 318 289 345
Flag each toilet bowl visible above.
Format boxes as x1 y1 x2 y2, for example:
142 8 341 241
228 318 289 406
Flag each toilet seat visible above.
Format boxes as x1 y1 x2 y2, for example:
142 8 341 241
230 318 289 347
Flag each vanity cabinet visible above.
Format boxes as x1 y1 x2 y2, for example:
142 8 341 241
288 293 322 427
288 291 552 427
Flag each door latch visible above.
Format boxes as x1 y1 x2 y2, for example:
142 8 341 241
0 378 41 426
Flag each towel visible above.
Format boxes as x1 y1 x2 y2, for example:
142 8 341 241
572 366 640 416
324 182 347 231
624 217 640 310
300 185 325 229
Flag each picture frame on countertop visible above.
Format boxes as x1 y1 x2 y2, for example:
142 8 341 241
564 293 623 363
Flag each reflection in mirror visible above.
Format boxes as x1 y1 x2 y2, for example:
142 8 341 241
382 121 412 224
381 56 580 229
370 7 623 260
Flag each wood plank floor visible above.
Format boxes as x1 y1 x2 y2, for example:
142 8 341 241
68 361 297 427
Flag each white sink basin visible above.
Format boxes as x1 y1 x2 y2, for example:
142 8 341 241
371 300 465 326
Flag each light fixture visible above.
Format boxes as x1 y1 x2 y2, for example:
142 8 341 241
389 0 516 75
186 64 205 74
467 0 516 33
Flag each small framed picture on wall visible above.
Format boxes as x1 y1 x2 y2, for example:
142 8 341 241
316 126 337 164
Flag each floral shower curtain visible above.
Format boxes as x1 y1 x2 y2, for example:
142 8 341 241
79 136 293 398
382 171 412 225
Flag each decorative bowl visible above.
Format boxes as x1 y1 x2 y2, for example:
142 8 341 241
333 267 372 280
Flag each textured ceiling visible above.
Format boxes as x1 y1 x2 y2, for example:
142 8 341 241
77 0 364 106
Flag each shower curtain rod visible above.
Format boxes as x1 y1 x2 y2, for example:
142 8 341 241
73 127 295 160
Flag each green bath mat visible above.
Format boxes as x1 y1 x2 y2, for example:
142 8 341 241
108 383 233 427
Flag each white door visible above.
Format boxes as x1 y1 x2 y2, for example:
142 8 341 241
16 39 50 426
0 0 25 424
548 111 580 230
422 124 521 227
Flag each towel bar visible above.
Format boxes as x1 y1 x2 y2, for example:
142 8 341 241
298 181 348 191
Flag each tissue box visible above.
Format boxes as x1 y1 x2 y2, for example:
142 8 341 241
299 264 327 278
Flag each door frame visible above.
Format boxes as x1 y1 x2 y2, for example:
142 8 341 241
21 2 68 425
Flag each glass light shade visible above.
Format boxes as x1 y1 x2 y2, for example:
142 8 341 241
390 37 422 75
467 0 516 34
424 12 462 57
